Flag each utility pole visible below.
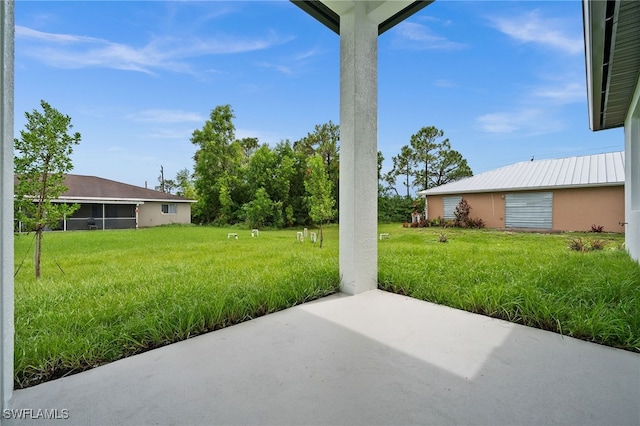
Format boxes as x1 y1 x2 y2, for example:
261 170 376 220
160 165 165 193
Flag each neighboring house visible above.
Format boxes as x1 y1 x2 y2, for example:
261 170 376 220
583 0 640 261
418 152 625 233
17 174 195 231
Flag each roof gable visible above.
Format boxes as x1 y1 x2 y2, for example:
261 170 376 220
419 151 625 196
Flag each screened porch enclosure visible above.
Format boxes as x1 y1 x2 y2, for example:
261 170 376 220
64 202 138 231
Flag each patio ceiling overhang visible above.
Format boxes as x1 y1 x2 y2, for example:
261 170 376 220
291 0 434 35
584 0 640 131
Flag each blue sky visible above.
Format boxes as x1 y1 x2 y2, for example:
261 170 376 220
14 0 624 191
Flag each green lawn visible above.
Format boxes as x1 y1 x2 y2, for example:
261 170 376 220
13 225 339 388
13 224 640 388
378 224 639 352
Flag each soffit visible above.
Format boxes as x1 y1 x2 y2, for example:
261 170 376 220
291 0 434 35
585 0 640 131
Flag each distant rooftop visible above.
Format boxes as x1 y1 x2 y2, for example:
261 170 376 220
58 174 195 202
419 151 625 196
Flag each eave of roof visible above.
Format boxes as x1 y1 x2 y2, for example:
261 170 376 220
291 0 434 35
15 174 196 203
54 196 197 204
584 0 640 131
419 151 625 196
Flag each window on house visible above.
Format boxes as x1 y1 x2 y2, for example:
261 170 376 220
161 203 177 214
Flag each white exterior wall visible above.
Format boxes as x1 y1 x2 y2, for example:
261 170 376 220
625 74 640 262
137 202 192 227
1 0 14 409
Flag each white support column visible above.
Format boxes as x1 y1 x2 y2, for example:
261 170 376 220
624 75 640 262
1 0 15 409
339 3 378 294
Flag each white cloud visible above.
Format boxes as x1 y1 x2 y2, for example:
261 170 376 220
391 22 466 50
416 15 453 27
236 128 282 145
128 109 205 124
476 108 563 136
435 79 456 88
16 26 103 44
488 10 583 55
15 25 293 74
533 82 585 104
256 61 294 75
295 47 322 61
476 112 519 134
145 129 195 140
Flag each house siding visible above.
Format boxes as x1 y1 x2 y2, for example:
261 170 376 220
138 201 191 227
426 186 624 232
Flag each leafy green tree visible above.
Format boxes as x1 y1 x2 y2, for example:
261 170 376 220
378 151 389 196
408 126 473 190
246 145 278 197
410 126 446 191
304 155 335 248
14 100 81 278
245 143 297 226
237 137 259 162
280 140 311 226
175 168 196 199
385 145 415 197
295 121 340 206
217 174 240 224
429 142 473 187
191 105 239 223
378 195 415 223
243 187 274 228
155 166 177 194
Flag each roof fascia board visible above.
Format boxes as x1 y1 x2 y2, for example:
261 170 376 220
53 197 196 204
291 0 340 34
601 0 621 129
420 182 625 196
583 0 607 131
51 199 146 205
377 1 434 35
291 0 432 35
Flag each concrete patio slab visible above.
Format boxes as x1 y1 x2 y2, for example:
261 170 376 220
6 290 640 425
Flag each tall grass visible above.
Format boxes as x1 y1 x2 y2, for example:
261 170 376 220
14 224 640 388
14 225 339 388
378 225 640 352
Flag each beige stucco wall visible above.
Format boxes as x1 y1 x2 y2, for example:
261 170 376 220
426 192 506 228
426 185 624 232
137 202 192 227
553 186 624 232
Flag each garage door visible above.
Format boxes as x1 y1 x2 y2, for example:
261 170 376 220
505 192 553 229
443 196 462 220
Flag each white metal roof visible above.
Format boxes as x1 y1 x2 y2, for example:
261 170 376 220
419 151 625 196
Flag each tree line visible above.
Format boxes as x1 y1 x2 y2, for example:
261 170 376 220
13 100 473 276
161 104 473 227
